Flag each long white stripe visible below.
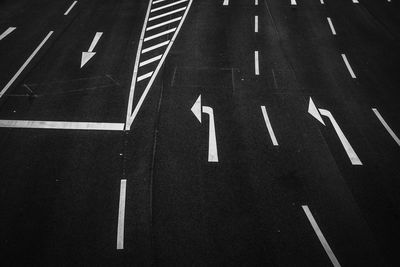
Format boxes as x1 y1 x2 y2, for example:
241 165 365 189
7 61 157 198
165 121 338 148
255 51 260 75
261 106 279 146
302 205 341 267
64 1 78 16
144 28 176 42
0 120 124 131
151 0 188 13
0 31 54 99
142 40 170 53
88 32 103 52
147 17 182 31
223 0 229 5
372 108 400 146
0 27 17 40
341 54 356 79
117 179 127 250
139 54 162 67
149 7 186 21
327 17 336 35
137 71 153 82
255 16 259 33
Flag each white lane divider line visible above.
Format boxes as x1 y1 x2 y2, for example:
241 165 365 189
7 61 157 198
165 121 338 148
255 16 259 33
144 28 176 42
81 32 103 68
341 54 356 79
255 0 258 5
0 27 17 41
291 0 297 6
223 0 229 5
117 179 127 250
64 1 78 16
142 40 170 53
327 17 336 35
151 0 188 13
372 108 400 147
149 7 186 21
352 0 359 3
302 205 342 267
0 120 125 131
0 31 54 99
255 51 260 75
139 54 162 67
320 0 325 4
137 71 153 82
261 106 279 146
147 17 182 31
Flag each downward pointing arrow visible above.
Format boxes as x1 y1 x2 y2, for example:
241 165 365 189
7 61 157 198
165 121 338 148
80 32 103 68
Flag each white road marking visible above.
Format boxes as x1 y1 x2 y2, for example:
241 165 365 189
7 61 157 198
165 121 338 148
139 54 162 67
223 0 229 5
153 0 168 4
0 31 54 99
117 179 127 250
341 54 356 79
151 0 188 13
372 108 400 146
137 71 153 82
255 51 260 75
202 106 219 162
327 17 336 35
308 97 325 125
0 27 16 41
320 0 325 4
255 0 259 5
144 28 176 42
149 7 186 21
291 0 297 5
261 106 279 146
302 205 342 267
191 95 202 123
0 120 124 131
147 17 182 31
255 16 259 33
64 1 78 16
319 109 363 165
352 0 359 3
142 40 170 53
81 32 103 68
88 32 103 52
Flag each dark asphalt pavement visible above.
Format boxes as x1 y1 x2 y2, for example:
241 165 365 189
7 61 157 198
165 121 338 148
0 0 399 266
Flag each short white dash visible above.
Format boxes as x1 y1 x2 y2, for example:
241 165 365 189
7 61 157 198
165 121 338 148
352 0 359 3
320 0 324 4
64 1 78 16
261 106 279 146
149 7 186 21
137 71 153 82
302 205 341 267
327 17 337 35
255 0 259 5
255 16 259 33
139 54 162 67
255 51 260 75
372 108 400 147
117 179 127 250
0 27 17 41
223 0 229 5
151 0 188 13
147 17 182 31
144 28 176 42
341 54 356 79
142 40 170 53
291 0 297 5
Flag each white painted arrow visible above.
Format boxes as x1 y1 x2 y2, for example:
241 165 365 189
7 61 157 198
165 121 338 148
0 27 16 41
191 95 219 162
308 97 325 125
81 32 103 68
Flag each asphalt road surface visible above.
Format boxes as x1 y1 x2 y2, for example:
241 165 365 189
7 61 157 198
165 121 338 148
0 0 399 266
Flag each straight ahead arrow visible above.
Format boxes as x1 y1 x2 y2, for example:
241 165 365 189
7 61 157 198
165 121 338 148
81 32 103 68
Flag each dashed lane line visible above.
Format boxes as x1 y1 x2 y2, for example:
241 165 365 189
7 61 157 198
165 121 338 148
291 0 297 6
261 106 279 146
372 108 400 147
255 51 260 75
0 27 16 41
117 179 127 250
223 0 229 5
327 17 336 35
64 1 78 16
255 16 259 33
341 54 356 79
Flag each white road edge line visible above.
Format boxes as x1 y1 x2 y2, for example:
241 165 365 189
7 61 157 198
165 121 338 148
117 179 127 250
255 51 260 75
0 31 54 99
302 205 342 267
0 27 17 41
223 0 229 6
0 120 125 131
261 106 279 146
327 17 336 35
372 108 400 146
341 54 356 79
64 1 78 16
255 16 259 33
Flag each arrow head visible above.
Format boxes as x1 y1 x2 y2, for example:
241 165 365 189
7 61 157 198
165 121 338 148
191 95 202 123
308 97 325 125
80 52 96 68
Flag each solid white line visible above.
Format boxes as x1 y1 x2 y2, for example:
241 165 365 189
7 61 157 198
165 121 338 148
261 106 279 146
202 106 219 162
327 17 336 35
139 54 162 67
302 205 342 267
147 17 182 31
144 28 176 42
137 71 153 82
117 179 127 250
291 0 297 5
153 0 168 4
255 16 259 33
0 120 125 131
142 40 170 53
319 109 362 165
149 7 186 21
255 51 260 75
0 31 54 99
372 108 400 146
151 0 188 13
64 1 78 16
0 27 17 41
341 54 356 79
88 32 103 52
223 0 229 5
